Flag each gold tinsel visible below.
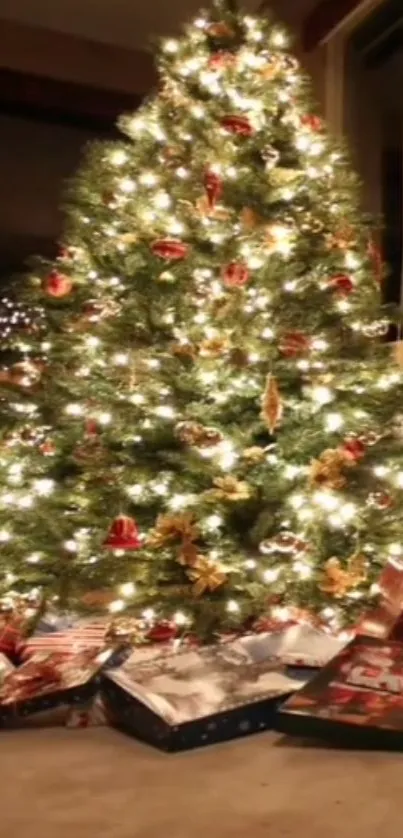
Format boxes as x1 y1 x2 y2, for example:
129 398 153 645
261 374 283 434
199 336 231 357
242 446 266 463
170 341 198 360
309 448 353 490
186 556 227 596
319 552 367 597
175 421 223 448
205 476 252 502
147 513 199 548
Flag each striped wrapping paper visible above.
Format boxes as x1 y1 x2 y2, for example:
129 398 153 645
21 621 108 660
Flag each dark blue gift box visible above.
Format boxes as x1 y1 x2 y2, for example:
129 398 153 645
102 636 313 752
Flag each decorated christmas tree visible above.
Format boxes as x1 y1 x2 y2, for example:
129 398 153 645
1 0 403 640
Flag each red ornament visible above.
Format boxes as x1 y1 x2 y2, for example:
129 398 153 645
222 262 249 288
44 270 73 298
221 115 254 137
151 240 189 261
279 331 311 357
85 419 99 437
39 440 56 456
328 274 354 296
208 52 236 71
368 492 393 510
204 169 223 209
103 516 141 550
301 114 323 132
341 438 366 462
147 621 177 643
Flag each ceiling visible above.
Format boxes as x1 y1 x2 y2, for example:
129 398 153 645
0 0 256 49
0 0 315 50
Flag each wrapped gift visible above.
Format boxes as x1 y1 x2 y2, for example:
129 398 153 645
102 634 311 752
358 558 403 640
21 620 109 660
0 647 113 724
276 635 403 749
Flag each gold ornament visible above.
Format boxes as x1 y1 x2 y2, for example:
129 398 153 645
206 476 251 502
242 446 266 463
147 513 199 548
119 233 138 245
186 555 227 596
320 552 367 597
199 336 231 357
170 341 198 360
195 196 231 221
261 374 283 434
175 421 223 448
260 56 282 80
240 207 261 230
309 448 353 490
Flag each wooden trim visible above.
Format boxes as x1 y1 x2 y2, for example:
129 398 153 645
0 67 142 132
303 0 372 50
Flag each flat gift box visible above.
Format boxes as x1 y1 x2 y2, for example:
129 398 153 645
275 635 403 749
102 633 313 752
0 647 113 724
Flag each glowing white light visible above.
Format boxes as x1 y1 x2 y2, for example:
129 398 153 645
130 393 146 405
0 530 11 542
263 568 280 583
227 600 240 613
271 30 287 47
65 403 84 417
325 413 344 432
153 482 169 496
86 336 101 349
174 611 188 626
109 599 125 614
155 405 176 419
205 514 223 531
26 552 42 563
340 502 356 522
113 353 129 365
374 466 389 478
194 16 207 28
154 191 172 209
127 484 144 498
289 494 305 510
169 493 194 510
389 543 402 557
98 413 112 426
143 608 155 621
33 479 55 497
163 39 178 53
19 495 33 509
119 178 136 193
110 149 127 166
139 172 158 187
293 561 312 579
245 559 257 569
313 490 339 512
311 386 333 406
284 465 301 480
64 540 78 552
120 582 136 597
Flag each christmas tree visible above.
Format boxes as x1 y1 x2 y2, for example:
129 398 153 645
1 0 403 640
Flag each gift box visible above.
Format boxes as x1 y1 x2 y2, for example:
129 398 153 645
275 635 403 749
102 633 312 752
0 647 113 725
358 558 403 640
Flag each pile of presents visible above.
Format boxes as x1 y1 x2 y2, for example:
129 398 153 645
1 557 403 752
